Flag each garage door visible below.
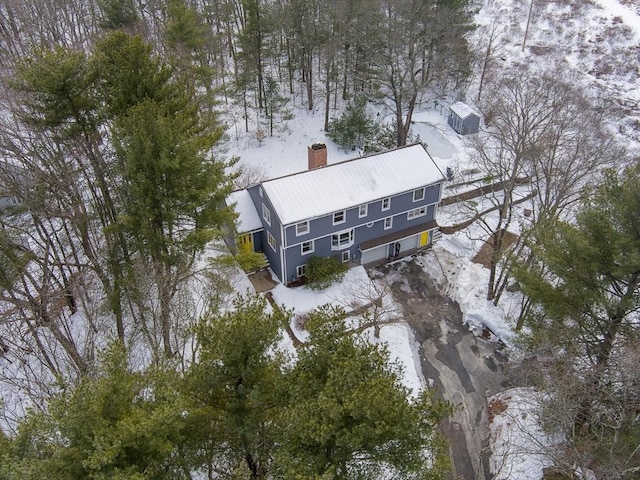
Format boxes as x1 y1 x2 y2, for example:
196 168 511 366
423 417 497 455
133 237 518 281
397 235 419 253
360 245 387 265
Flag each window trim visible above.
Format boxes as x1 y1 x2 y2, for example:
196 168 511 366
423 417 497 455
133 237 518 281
381 197 390 211
341 251 350 263
384 216 393 230
358 204 368 218
331 229 354 251
301 240 314 255
333 210 346 225
262 204 271 226
296 264 306 277
413 187 425 202
267 231 276 251
296 221 310 236
407 206 427 220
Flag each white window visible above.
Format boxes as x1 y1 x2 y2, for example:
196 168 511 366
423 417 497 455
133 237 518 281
331 229 354 250
267 231 276 251
407 206 427 220
333 210 346 225
301 240 314 255
342 251 350 263
296 221 309 236
413 187 425 202
384 216 393 230
381 197 390 211
262 204 271 226
296 264 307 277
358 204 368 218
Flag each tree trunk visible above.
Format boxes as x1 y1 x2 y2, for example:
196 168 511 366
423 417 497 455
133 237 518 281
574 272 640 430
305 50 313 110
286 36 294 94
324 59 332 131
157 261 174 358
477 23 496 102
255 0 264 110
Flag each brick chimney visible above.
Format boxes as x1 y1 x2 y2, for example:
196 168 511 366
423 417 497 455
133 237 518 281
308 143 327 170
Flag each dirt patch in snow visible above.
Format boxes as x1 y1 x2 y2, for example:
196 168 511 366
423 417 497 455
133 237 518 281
472 230 519 268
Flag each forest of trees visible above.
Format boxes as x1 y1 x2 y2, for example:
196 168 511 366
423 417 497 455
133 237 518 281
0 0 639 478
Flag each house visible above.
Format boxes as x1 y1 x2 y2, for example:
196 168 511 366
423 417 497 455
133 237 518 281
448 101 480 135
227 143 446 285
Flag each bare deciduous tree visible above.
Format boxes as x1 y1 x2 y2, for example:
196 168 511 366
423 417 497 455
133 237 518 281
468 71 622 302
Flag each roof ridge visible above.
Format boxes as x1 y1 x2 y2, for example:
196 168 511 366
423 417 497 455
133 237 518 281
258 143 426 186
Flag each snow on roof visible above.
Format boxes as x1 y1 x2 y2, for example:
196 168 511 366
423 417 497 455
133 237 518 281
228 189 262 233
450 101 479 120
261 144 446 226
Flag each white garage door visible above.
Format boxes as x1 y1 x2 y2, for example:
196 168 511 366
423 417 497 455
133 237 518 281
397 235 419 253
360 245 387 265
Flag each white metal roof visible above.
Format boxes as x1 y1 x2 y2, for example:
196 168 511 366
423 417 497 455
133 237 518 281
228 189 262 233
450 101 478 120
261 144 445 225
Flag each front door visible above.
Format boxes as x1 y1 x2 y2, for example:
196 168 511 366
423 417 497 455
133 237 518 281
238 233 253 254
419 231 430 247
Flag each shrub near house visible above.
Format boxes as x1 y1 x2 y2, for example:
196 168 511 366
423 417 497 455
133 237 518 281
304 255 347 290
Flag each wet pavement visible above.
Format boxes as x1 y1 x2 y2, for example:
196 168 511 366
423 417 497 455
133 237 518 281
376 256 512 480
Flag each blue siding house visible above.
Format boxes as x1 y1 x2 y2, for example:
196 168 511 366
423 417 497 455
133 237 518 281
227 143 446 285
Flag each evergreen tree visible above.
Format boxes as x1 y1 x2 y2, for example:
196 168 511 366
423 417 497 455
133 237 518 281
186 296 452 479
263 75 290 136
92 32 173 119
326 98 380 152
97 0 139 31
185 295 286 479
277 305 453 479
164 0 215 95
112 94 235 357
515 164 640 476
6 343 189 479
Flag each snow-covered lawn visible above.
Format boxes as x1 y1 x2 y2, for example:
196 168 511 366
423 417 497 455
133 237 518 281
270 265 425 398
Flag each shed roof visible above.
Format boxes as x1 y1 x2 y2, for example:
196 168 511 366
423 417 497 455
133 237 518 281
228 189 262 234
450 101 479 120
261 144 445 225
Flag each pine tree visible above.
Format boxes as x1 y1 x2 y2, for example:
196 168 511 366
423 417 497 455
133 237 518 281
186 296 453 479
515 164 640 476
277 305 453 479
185 295 286 479
6 343 189 479
112 95 235 357
96 0 139 31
